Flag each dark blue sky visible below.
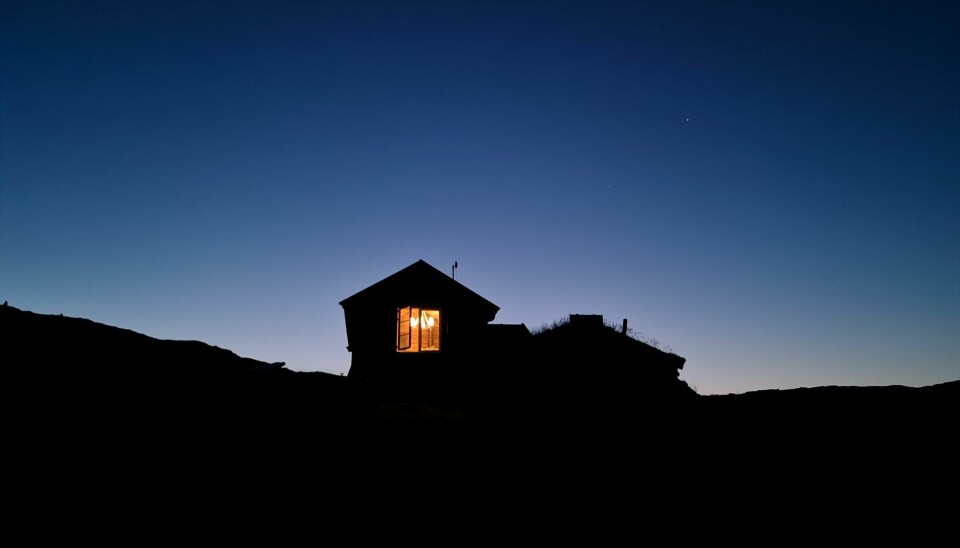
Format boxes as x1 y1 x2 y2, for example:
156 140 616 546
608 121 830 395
3 0 957 394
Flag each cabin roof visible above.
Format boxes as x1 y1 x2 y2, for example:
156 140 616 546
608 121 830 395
339 260 500 322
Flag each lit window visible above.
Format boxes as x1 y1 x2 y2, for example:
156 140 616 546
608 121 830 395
397 307 440 352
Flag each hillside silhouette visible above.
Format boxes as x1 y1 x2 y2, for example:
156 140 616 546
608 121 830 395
4 303 956 525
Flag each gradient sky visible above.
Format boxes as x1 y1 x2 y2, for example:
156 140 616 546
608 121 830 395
2 0 957 394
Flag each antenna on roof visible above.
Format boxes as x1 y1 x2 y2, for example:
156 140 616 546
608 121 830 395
452 260 458 280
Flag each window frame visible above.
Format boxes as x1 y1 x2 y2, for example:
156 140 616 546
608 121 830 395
396 306 441 353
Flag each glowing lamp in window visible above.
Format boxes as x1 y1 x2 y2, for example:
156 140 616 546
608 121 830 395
397 307 440 352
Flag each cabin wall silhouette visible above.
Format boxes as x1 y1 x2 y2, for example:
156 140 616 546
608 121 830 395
339 259 529 393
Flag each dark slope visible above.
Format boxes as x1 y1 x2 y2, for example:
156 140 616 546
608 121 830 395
698 381 958 435
3 304 272 378
3 305 350 515
4 303 956 529
690 381 958 523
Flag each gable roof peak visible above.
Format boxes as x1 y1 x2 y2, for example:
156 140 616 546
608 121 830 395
339 260 499 321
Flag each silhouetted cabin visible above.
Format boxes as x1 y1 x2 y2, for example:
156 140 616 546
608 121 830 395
340 260 529 390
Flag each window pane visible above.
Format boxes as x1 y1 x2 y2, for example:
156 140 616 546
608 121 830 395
410 307 420 352
421 309 440 351
397 307 411 351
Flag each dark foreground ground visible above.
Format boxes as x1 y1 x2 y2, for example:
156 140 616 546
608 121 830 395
5 305 956 535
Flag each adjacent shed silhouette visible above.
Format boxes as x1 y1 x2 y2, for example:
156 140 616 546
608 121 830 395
340 260 523 387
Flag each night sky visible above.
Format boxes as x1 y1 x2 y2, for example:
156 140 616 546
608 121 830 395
2 1 957 394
